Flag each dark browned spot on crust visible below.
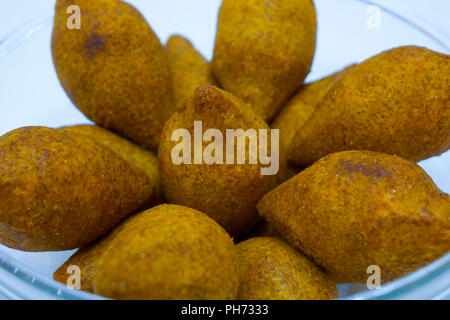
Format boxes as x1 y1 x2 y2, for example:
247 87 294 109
338 159 392 178
84 33 110 58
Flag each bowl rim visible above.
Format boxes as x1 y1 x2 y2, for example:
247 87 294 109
343 252 450 300
0 248 103 300
1 240 448 300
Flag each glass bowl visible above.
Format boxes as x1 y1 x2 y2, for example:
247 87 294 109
0 0 449 300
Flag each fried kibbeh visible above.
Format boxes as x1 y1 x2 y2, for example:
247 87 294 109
288 46 450 168
158 85 277 235
0 127 153 252
94 204 239 300
62 124 163 205
257 150 450 283
272 65 356 183
53 210 138 293
212 0 317 122
52 0 174 150
53 229 119 293
165 35 217 109
236 237 338 300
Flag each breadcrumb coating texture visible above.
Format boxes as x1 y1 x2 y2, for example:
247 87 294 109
94 204 239 300
165 35 217 110
0 126 153 251
62 124 163 206
258 150 450 283
158 85 276 235
288 46 450 167
52 0 174 150
236 237 338 300
272 65 356 183
212 0 317 122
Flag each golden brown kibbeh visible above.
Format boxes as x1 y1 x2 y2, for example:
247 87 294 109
53 229 120 293
212 0 317 122
62 124 163 206
158 85 277 235
288 46 450 168
94 204 239 300
258 150 450 283
0 127 153 252
52 0 174 150
165 35 217 109
54 210 142 293
236 237 338 300
271 64 356 183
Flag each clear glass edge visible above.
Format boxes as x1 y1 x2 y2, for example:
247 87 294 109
0 250 104 300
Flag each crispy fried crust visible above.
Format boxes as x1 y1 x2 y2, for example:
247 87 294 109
158 85 276 235
62 125 163 206
165 35 217 110
212 0 317 122
272 65 356 183
93 204 239 300
52 0 175 150
0 127 153 251
236 237 338 300
288 46 450 167
258 150 450 283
